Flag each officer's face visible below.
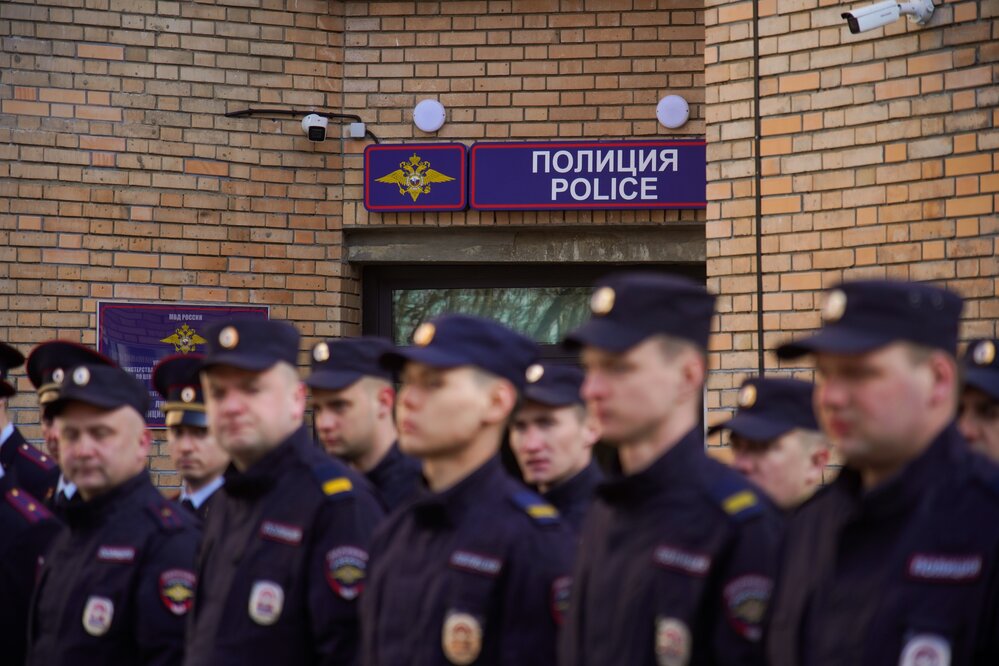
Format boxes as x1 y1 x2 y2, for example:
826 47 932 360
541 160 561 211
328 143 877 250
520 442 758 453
396 363 507 460
312 378 387 462
958 387 999 462
166 424 229 490
509 402 598 491
41 417 61 464
202 363 306 470
729 430 827 510
57 403 150 500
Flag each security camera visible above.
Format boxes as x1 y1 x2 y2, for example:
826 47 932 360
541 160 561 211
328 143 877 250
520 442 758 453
301 114 328 142
841 0 934 34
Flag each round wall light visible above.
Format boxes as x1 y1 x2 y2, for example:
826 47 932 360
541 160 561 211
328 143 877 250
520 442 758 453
413 99 446 133
656 95 690 129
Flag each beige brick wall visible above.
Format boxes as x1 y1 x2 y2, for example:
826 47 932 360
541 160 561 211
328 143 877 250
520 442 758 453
704 0 999 442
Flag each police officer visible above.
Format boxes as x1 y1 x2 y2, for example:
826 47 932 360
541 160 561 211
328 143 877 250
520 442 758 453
768 280 999 665
25 340 115 511
957 338 999 461
0 452 61 665
0 341 59 501
184 319 384 666
559 272 782 666
362 314 575 666
26 363 200 666
710 377 830 510
153 354 229 520
306 336 422 511
509 362 602 533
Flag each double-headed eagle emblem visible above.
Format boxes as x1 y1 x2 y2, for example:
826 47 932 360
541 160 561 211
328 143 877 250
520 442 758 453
376 153 454 202
161 324 207 354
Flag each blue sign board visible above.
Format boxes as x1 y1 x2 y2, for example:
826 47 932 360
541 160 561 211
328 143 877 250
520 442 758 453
97 302 269 427
469 139 706 210
364 143 467 212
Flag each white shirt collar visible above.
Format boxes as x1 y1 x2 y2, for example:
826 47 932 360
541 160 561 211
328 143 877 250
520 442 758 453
0 423 14 449
180 475 224 509
57 475 77 498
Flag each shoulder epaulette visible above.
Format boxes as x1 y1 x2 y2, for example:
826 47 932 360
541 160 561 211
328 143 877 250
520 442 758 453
5 487 54 524
146 500 186 531
510 490 560 526
708 476 763 522
312 463 355 499
17 443 57 471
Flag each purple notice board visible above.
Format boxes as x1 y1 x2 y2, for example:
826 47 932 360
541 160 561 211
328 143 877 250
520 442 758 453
364 143 467 212
469 139 706 211
97 302 269 427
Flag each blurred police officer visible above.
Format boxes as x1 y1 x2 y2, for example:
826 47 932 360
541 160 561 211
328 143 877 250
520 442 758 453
26 363 200 666
153 354 229 520
559 272 782 666
362 314 575 666
958 338 999 461
509 362 601 533
26 340 115 512
711 377 830 511
306 336 421 511
768 280 999 665
0 341 59 502
184 319 384 666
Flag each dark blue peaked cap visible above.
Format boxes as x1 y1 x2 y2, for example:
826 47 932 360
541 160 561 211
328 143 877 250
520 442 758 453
709 377 818 442
523 363 585 407
0 342 25 399
48 364 149 418
564 271 716 352
777 280 963 359
962 338 999 402
306 336 395 391
153 354 207 428
380 314 538 391
201 318 300 371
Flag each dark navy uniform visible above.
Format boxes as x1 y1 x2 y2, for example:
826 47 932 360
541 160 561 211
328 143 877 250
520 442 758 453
362 457 575 665
560 428 781 665
542 460 603 534
0 472 61 666
365 441 423 512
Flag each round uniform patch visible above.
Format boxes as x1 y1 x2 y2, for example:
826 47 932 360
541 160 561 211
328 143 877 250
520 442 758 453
52 368 64 384
655 617 690 666
159 569 196 616
550 575 572 626
248 580 284 626
737 383 757 409
324 546 368 600
442 612 483 665
822 289 848 323
82 596 114 637
73 366 90 386
313 342 330 362
973 340 996 367
526 363 545 384
590 286 616 315
899 634 951 666
180 386 196 404
723 574 772 641
413 322 436 346
218 326 239 349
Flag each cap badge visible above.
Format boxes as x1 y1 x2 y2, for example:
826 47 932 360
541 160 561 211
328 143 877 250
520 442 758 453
442 611 483 665
219 326 239 349
526 364 545 384
313 342 330 363
821 289 847 323
738 384 757 409
180 387 196 404
591 286 616 315
52 368 64 384
414 322 436 347
973 340 996 366
72 366 90 386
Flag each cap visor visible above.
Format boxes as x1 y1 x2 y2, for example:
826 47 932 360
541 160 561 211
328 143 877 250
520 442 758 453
523 386 582 407
563 318 650 353
776 326 893 360
964 367 999 402
305 369 364 391
380 347 469 372
709 413 792 442
200 352 278 373
0 381 15 399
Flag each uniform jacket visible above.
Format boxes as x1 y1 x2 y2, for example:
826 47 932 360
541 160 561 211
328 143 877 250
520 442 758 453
543 461 603 535
560 427 783 666
366 442 423 513
0 426 59 504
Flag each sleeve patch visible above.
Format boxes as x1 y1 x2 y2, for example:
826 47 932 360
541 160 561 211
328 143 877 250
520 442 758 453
723 574 772 641
325 546 368 600
159 569 196 616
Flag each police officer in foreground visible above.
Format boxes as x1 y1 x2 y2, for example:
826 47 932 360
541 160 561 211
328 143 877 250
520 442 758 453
153 354 229 520
184 319 384 666
957 338 999 462
306 336 422 511
26 363 200 666
0 341 59 501
711 377 830 511
25 340 115 512
559 272 782 666
767 280 999 665
509 362 602 533
362 314 575 666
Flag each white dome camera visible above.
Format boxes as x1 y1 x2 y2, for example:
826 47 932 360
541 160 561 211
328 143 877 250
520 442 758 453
301 114 329 142
841 0 934 34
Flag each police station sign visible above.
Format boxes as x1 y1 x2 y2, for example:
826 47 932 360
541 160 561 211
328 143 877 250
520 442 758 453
469 139 705 211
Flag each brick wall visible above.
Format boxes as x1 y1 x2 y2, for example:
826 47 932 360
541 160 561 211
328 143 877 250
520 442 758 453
704 0 999 452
